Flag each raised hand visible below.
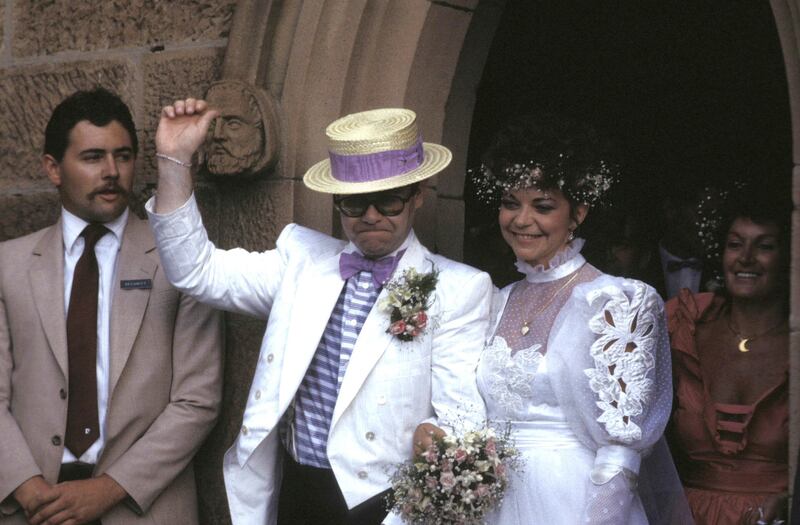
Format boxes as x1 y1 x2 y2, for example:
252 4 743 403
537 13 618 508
153 98 219 213
155 98 219 164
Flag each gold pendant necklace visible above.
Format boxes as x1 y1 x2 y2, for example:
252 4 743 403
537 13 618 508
726 315 787 353
520 271 581 336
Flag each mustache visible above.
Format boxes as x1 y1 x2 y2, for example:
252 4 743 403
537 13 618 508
88 183 130 200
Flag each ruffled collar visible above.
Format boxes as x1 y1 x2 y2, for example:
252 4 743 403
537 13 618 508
514 238 586 283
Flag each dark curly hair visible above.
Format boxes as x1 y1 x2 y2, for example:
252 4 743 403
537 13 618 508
470 113 617 209
702 186 792 298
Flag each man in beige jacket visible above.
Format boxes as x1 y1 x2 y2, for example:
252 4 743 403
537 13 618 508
0 88 223 524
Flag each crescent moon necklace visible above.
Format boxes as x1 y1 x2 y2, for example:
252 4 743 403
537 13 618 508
726 315 787 353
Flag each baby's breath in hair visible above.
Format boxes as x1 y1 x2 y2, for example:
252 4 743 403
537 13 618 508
470 156 617 208
469 114 618 208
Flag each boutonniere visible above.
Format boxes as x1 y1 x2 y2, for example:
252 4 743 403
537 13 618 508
380 265 439 342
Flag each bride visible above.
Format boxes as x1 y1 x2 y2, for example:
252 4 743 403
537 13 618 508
473 116 690 524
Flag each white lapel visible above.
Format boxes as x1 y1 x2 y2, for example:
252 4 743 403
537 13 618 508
331 234 431 429
278 251 346 409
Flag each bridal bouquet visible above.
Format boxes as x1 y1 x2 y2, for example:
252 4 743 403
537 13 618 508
387 427 520 524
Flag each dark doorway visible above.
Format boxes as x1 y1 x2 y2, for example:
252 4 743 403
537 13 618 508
463 0 792 288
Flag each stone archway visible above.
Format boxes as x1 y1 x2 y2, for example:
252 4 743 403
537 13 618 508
197 1 800 522
770 0 800 491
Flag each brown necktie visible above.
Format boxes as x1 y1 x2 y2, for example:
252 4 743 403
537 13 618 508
65 223 109 458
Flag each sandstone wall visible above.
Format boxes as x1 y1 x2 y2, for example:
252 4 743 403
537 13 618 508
0 2 235 523
0 0 236 239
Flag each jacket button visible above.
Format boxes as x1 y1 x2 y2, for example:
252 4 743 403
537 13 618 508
255 390 261 400
59 389 67 400
241 425 249 436
365 432 375 441
51 435 62 446
267 354 274 363
357 471 368 479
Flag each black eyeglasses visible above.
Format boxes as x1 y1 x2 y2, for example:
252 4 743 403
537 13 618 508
334 191 417 217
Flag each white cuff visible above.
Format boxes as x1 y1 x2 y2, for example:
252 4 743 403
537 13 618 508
590 445 641 485
145 193 200 239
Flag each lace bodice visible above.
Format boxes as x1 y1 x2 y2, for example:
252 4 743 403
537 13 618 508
478 243 599 418
476 244 685 525
478 242 672 451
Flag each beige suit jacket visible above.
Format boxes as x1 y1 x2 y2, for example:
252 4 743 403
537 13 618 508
0 215 223 524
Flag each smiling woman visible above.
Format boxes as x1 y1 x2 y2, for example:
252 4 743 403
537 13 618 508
469 115 691 525
666 190 792 525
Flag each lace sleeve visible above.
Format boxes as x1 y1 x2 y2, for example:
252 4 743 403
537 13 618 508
583 282 659 444
546 275 675 523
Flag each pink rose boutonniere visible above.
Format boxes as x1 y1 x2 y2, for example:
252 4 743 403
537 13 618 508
380 266 438 342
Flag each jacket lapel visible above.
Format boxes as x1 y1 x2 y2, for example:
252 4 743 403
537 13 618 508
29 223 69 378
278 252 346 409
108 217 157 393
331 235 429 429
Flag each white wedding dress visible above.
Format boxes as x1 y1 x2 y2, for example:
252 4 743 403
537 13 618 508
477 241 691 525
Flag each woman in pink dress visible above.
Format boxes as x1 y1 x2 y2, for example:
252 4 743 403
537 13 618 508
667 193 790 525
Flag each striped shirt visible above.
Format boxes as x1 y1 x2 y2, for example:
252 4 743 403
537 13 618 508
288 270 379 468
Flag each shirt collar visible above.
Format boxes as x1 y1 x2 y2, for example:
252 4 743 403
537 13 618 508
658 243 700 266
62 207 128 254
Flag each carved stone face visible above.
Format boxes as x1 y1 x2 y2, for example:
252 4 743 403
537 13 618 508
205 84 264 176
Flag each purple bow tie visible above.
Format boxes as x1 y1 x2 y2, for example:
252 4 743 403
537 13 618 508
339 250 405 287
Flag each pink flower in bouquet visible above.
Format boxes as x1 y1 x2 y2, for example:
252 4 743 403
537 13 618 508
424 448 438 463
453 447 468 463
495 463 507 478
425 476 438 490
441 459 453 473
410 327 421 337
389 320 406 335
485 438 497 456
440 471 456 489
474 483 490 498
413 311 428 329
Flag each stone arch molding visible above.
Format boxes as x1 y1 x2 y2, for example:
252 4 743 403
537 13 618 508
221 0 497 257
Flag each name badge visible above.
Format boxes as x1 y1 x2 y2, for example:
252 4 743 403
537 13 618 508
121 279 153 290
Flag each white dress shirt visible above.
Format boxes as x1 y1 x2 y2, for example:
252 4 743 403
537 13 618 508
658 244 702 300
60 207 128 464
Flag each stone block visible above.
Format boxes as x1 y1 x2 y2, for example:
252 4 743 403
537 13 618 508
414 184 438 251
13 0 237 57
0 62 135 193
429 0 480 10
293 181 334 236
0 191 60 241
196 312 265 525
0 2 4 56
140 49 226 184
216 177 294 251
434 196 465 260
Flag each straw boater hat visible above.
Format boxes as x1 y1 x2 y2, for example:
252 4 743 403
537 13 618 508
303 108 452 194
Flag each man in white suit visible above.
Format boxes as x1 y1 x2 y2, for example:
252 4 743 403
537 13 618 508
146 99 492 525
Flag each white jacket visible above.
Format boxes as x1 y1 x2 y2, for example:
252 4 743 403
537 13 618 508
147 195 492 525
